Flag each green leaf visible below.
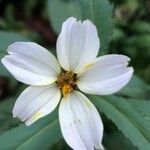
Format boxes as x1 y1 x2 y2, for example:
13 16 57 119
0 111 61 150
0 32 28 53
128 99 150 124
78 0 114 54
117 75 150 99
0 96 19 132
0 84 27 132
47 0 81 33
89 95 150 150
0 31 28 76
104 131 137 150
51 139 69 150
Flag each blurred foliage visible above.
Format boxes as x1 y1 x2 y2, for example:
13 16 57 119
90 95 150 150
110 0 150 83
0 0 150 150
0 110 61 150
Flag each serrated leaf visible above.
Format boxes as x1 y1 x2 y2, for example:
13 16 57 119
89 95 150 150
0 111 61 150
47 0 113 55
117 75 150 99
78 0 114 54
47 0 81 33
0 31 28 76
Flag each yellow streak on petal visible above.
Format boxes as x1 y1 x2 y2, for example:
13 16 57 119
31 112 43 122
78 61 96 75
40 79 56 86
84 63 95 70
84 99 92 108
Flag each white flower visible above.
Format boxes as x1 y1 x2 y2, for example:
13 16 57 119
1 17 133 150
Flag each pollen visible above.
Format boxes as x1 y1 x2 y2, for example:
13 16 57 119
56 72 77 96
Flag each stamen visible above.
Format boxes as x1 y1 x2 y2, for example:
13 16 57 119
56 72 77 96
62 84 73 96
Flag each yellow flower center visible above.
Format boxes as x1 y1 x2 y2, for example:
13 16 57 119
56 72 77 96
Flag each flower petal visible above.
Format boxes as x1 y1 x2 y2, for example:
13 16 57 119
2 42 60 85
59 91 104 150
13 84 61 126
57 17 100 73
78 54 134 95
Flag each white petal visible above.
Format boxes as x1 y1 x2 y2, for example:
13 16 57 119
2 42 60 85
78 54 134 95
13 84 61 126
57 17 100 73
59 91 104 150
